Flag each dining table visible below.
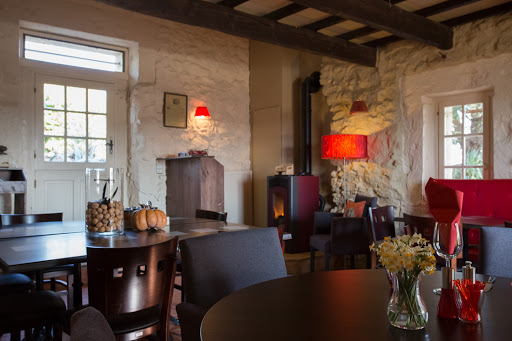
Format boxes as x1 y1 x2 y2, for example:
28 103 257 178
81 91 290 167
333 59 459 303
0 218 279 308
201 269 512 341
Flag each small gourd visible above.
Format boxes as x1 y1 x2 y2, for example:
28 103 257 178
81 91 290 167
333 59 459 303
131 201 167 231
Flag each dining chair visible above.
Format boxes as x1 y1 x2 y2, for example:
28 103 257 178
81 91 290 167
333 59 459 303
354 194 378 218
194 209 228 222
0 212 75 304
309 212 343 272
0 289 66 340
479 226 512 278
86 236 178 341
330 217 372 270
403 213 436 242
70 306 115 341
177 228 287 341
368 206 395 269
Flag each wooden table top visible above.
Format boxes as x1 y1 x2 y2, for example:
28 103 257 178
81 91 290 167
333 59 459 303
0 219 261 273
201 269 512 341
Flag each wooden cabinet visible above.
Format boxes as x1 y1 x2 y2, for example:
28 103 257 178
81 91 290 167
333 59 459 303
164 156 224 217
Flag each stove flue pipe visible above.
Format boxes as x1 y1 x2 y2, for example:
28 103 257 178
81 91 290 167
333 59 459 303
300 71 321 175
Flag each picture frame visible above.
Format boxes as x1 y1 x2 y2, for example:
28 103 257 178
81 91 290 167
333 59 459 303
163 92 188 128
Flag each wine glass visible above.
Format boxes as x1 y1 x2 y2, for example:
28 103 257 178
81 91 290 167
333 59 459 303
432 222 463 294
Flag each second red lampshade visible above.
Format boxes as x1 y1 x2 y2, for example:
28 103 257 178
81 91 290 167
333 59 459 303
321 134 368 160
195 106 211 118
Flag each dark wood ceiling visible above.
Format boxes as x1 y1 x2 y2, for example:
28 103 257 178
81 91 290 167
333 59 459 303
94 0 512 67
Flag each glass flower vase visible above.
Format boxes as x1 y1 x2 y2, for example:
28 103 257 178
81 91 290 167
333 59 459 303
387 272 428 330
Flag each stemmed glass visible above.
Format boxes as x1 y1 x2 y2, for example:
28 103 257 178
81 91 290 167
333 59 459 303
432 222 463 294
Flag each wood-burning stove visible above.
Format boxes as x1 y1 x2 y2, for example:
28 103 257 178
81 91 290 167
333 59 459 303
267 175 319 253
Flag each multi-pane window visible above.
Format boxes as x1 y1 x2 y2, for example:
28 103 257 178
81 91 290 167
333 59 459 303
44 83 107 163
439 94 491 179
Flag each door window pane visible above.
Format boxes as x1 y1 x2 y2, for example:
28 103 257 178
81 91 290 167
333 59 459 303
44 84 65 110
44 111 65 136
88 139 107 163
44 137 64 162
465 136 483 166
67 86 86 112
464 103 483 134
88 114 107 138
66 138 86 162
444 137 462 166
43 82 109 164
88 89 107 113
444 105 462 136
67 112 86 137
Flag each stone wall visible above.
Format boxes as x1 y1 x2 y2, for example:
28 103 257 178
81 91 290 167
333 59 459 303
321 12 512 215
0 0 250 217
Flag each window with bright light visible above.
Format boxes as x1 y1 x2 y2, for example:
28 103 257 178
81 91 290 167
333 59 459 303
23 34 124 72
438 93 491 179
43 83 108 163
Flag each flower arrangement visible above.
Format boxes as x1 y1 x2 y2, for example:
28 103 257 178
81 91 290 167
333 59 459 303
370 234 437 330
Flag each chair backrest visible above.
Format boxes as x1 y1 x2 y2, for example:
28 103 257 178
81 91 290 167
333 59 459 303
0 212 63 227
313 212 343 235
354 194 378 217
330 217 370 255
195 209 227 222
368 206 395 241
480 226 512 278
403 213 436 243
86 237 178 334
179 228 287 308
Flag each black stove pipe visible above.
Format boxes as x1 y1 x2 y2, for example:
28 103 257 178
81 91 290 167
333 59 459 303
300 71 321 175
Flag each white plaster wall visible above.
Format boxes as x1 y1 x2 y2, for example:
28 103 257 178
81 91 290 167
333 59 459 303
321 12 512 215
0 0 250 217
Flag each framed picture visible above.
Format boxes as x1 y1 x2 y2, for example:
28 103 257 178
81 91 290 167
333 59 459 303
163 92 188 128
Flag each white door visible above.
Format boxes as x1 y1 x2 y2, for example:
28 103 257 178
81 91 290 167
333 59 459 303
33 74 116 220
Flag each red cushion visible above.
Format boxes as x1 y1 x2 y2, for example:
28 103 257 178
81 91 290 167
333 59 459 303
343 200 365 218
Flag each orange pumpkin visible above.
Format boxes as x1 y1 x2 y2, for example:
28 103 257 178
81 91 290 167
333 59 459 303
132 206 167 231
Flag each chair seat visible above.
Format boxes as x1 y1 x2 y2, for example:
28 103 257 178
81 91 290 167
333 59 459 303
108 305 161 334
0 273 34 295
0 290 66 332
309 234 330 253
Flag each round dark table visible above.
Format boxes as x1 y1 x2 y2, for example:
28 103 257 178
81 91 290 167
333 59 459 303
201 269 512 341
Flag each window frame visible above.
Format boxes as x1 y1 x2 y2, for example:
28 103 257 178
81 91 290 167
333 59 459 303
437 91 493 180
20 29 127 75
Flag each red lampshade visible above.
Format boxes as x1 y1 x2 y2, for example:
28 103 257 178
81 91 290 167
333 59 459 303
349 101 369 115
321 134 368 159
195 106 211 118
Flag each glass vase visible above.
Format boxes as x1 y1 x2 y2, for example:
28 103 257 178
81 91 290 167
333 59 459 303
85 168 124 235
387 272 428 330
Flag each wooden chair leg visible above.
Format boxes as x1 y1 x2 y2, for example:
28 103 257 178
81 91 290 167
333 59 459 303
350 255 355 269
324 252 330 271
310 248 316 272
11 331 21 341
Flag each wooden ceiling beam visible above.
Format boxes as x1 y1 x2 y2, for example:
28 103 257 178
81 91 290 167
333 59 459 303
94 0 377 66
337 0 480 41
289 0 453 49
263 4 306 20
217 0 248 8
365 1 511 48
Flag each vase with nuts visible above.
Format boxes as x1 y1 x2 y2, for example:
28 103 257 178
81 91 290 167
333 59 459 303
85 168 124 235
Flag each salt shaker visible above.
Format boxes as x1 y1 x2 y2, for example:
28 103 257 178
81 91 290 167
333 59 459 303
462 261 476 284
